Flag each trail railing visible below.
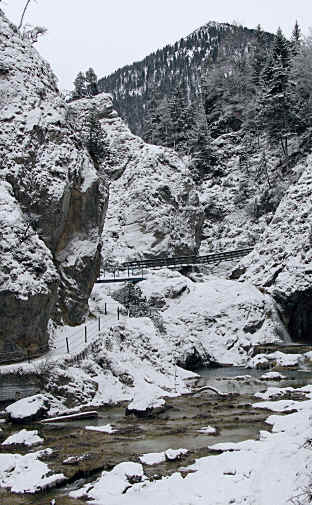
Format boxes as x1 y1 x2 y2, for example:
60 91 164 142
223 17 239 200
121 246 254 271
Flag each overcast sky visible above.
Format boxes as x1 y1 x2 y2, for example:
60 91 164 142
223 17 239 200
3 0 311 89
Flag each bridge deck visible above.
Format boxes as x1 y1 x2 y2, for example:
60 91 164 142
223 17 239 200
95 277 145 284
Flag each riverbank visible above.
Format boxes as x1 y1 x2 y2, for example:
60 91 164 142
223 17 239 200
1 362 312 504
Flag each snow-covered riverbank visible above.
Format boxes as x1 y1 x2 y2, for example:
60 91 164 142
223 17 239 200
67 385 312 505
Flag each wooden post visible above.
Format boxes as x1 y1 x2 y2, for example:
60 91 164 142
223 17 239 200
98 317 101 334
104 302 107 315
174 366 177 393
128 266 129 278
113 270 116 279
27 350 30 363
66 337 69 353
117 307 120 321
84 326 87 344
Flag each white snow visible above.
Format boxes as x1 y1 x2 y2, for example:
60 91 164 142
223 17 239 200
70 461 144 501
0 449 65 493
197 426 217 434
253 399 302 412
139 448 188 465
68 392 312 505
260 371 286 380
5 394 49 420
127 397 166 413
139 452 166 465
267 352 302 368
165 448 188 460
2 429 43 447
85 424 116 434
254 387 294 400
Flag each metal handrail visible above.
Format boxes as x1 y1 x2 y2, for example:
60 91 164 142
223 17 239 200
121 246 254 270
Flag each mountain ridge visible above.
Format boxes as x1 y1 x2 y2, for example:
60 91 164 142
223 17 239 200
97 21 274 135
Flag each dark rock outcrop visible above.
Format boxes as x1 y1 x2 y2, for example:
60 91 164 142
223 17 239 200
0 11 108 353
240 156 312 342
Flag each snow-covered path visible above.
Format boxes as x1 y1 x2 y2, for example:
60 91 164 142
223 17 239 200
0 293 125 373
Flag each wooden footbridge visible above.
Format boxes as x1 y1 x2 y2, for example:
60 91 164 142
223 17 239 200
96 246 253 284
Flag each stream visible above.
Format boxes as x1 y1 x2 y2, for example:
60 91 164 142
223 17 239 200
1 347 312 505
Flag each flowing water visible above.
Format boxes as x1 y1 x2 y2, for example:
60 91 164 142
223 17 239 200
2 349 312 505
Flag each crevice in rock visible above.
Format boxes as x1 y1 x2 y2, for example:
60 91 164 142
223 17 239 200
277 289 312 342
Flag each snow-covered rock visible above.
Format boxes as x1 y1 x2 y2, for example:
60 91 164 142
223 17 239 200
240 155 312 342
5 394 50 423
255 387 294 400
2 429 43 447
70 93 204 263
70 461 144 501
253 399 301 413
0 11 108 354
165 448 188 461
139 449 188 465
0 448 65 493
157 273 286 366
139 452 166 465
51 315 194 409
260 371 286 381
248 351 302 370
126 397 167 418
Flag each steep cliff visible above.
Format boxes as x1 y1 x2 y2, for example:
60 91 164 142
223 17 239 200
239 155 312 342
0 12 108 355
70 93 204 263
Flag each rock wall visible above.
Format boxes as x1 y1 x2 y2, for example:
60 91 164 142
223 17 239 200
70 94 204 264
239 155 312 341
0 12 108 353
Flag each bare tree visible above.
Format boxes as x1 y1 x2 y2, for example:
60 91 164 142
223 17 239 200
18 0 32 30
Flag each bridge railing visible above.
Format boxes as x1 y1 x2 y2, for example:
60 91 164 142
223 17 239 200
121 247 254 270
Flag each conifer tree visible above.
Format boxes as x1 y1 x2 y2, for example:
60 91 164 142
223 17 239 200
188 101 218 177
73 72 87 99
168 83 194 152
273 27 291 68
291 21 302 55
84 108 108 163
85 67 98 96
251 25 269 85
292 21 301 45
257 35 295 157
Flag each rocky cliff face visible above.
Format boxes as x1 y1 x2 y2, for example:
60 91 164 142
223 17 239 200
0 12 108 354
70 94 204 264
239 155 312 342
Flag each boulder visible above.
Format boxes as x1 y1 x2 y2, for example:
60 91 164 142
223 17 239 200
5 394 50 423
125 397 167 418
